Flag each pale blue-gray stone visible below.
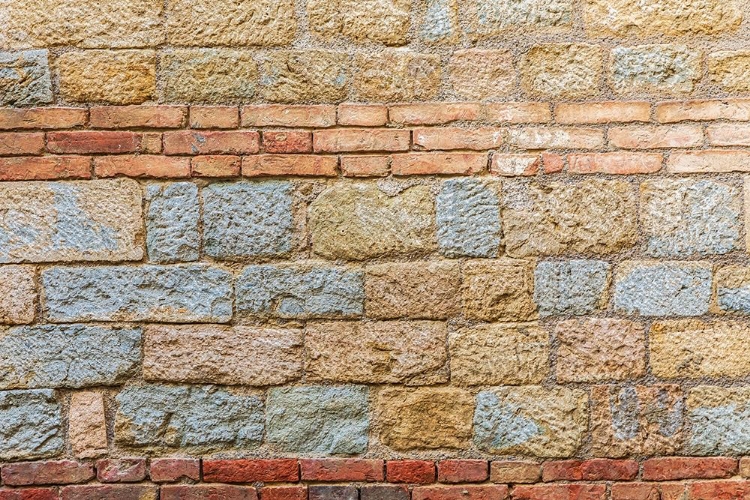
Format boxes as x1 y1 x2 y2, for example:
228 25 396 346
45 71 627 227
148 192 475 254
422 0 456 42
266 385 369 455
0 389 62 460
115 384 263 451
473 390 541 453
236 265 364 318
688 403 750 455
202 182 293 259
610 45 701 94
718 286 750 314
146 183 200 263
614 262 711 316
0 325 141 389
534 260 610 317
42 265 232 323
0 50 52 106
436 178 501 258
469 0 572 36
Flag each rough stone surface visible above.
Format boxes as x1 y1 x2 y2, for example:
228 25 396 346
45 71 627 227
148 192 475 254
144 325 303 386
447 50 515 100
146 183 200 263
464 0 573 39
365 261 460 319
610 45 702 95
202 182 293 259
534 260 610 317
236 264 363 319
115 384 264 452
0 265 36 324
462 259 537 322
306 321 448 385
449 323 548 386
69 391 108 459
258 50 349 103
266 385 369 455
503 179 637 257
310 183 435 260
436 178 501 258
715 266 750 314
555 319 646 383
421 0 459 43
709 51 750 93
687 386 750 455
641 179 742 257
0 325 141 389
0 389 62 460
614 261 712 317
0 50 52 106
375 387 474 450
43 265 233 322
520 44 602 98
473 387 588 458
307 0 411 45
0 179 142 263
354 52 441 102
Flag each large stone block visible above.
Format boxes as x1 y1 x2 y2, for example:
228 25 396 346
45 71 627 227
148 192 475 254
266 385 369 455
0 325 141 389
610 45 701 95
463 0 573 39
116 384 264 452
0 389 63 460
144 325 303 386
258 50 349 103
709 51 750 93
146 183 200 263
307 0 411 44
69 391 108 459
473 386 588 457
421 0 459 43
534 260 610 317
520 44 602 98
447 49 515 100
0 179 142 263
462 260 536 322
43 265 233 322
716 266 750 314
0 266 36 324
306 321 448 385
0 50 52 105
354 52 440 102
687 386 750 455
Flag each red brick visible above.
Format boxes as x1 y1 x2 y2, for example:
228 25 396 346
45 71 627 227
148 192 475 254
512 484 606 500
242 155 337 177
389 103 482 125
413 127 505 150
60 484 158 500
0 108 87 130
568 152 662 174
490 153 540 176
438 460 488 484
490 461 540 484
313 129 410 153
191 155 241 177
90 106 186 129
2 460 94 486
668 150 750 173
542 459 638 482
660 483 688 500
262 131 313 153
509 127 604 149
542 153 564 174
0 133 44 155
610 483 659 500
163 131 260 155
47 131 143 154
392 152 487 175
338 104 388 127
96 458 147 483
484 103 551 124
94 155 190 178
643 457 737 481
656 98 750 123
707 123 750 146
300 459 384 482
259 485 307 500
242 105 336 128
386 460 436 484
161 485 258 500
555 101 651 124
609 125 703 149
340 155 390 177
412 485 509 500
0 156 91 181
149 458 200 483
190 106 240 129
203 459 299 483
0 488 58 500
688 481 750 500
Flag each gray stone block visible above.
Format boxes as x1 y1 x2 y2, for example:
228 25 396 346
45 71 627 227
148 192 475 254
534 260 610 317
0 50 52 106
0 389 63 460
146 183 200 263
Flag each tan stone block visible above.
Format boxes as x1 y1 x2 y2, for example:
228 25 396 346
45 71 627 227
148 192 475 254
710 51 750 93
375 387 474 450
57 50 155 104
308 0 411 45
462 260 537 322
69 391 107 458
448 49 516 100
354 51 440 102
520 44 602 99
0 266 35 324
449 323 548 386
258 50 349 103
144 325 303 386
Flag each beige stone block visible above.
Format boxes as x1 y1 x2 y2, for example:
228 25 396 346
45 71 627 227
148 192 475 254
462 259 537 322
69 391 107 458
0 266 35 324
258 50 349 103
354 51 440 102
308 0 411 45
448 49 516 100
520 44 602 99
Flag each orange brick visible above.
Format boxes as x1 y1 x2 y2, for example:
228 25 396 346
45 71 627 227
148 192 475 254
0 107 87 130
94 155 190 178
489 461 540 484
512 484 606 500
667 150 750 173
484 102 551 124
47 131 143 154
609 125 703 149
389 103 483 125
392 153 486 175
610 483 660 500
386 460 436 484
707 123 750 146
0 156 91 181
313 129 410 153
555 101 651 124
412 485 508 500
90 106 186 129
568 152 662 174
140 133 162 154
191 155 241 177
656 98 750 123
260 485 307 500
242 105 336 128
338 104 388 126
490 153 540 176
689 481 750 500
643 457 737 481
437 460 488 484
542 153 565 174
0 133 45 155
542 459 638 482
340 156 390 177
163 131 260 155
509 127 604 149
190 106 239 129
262 131 313 153
299 459 383 482
413 127 504 150
242 155 337 177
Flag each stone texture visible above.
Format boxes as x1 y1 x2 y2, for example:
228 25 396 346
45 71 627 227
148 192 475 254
365 261 460 319
236 264 363 319
0 325 141 389
202 182 293 259
266 385 369 455
436 178 501 258
687 386 750 455
474 387 588 458
0 179 142 263
160 49 258 103
306 321 448 385
307 0 411 45
610 45 702 95
354 52 440 102
144 325 303 386
115 384 264 452
0 389 62 460
166 0 295 46
310 183 435 260
449 323 549 386
43 265 233 322
0 265 36 324
503 179 637 257
375 387 474 450
520 44 602 99
421 0 459 43
258 50 349 103
69 391 108 459
534 260 610 317
462 259 537 322
464 0 573 39
448 50 515 100
555 319 646 383
57 50 156 104
0 50 52 106
641 179 741 257
716 266 750 314
710 51 750 93
146 183 200 263
614 261 712 316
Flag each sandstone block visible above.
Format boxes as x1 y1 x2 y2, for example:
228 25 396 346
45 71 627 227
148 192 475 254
687 386 750 455
463 0 573 39
0 389 62 460
354 52 440 102
520 44 602 98
716 266 750 314
421 0 459 43
0 50 52 105
710 51 750 93
610 45 701 95
69 391 108 459
462 259 536 322
0 266 36 324
258 50 349 103
448 50 515 100
308 0 411 44
534 260 610 317
146 183 200 263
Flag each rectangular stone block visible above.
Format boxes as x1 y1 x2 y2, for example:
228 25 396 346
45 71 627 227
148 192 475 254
437 179 501 258
534 260 610 317
716 265 750 314
0 266 36 324
146 183 200 263
520 44 602 99
687 386 750 455
463 0 573 39
0 389 63 461
308 0 410 44
462 260 536 322
710 50 750 93
258 50 348 103
69 391 108 459
354 51 440 102
448 49 515 100
610 44 701 95
0 50 52 106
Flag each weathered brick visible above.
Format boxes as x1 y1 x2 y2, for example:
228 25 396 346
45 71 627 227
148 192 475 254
542 153 565 173
0 389 62 461
94 155 190 178
520 44 602 98
687 387 750 455
413 127 504 151
69 391 107 459
361 485 409 500
490 154 541 177
263 131 312 153
191 155 241 177
412 485 508 500
2 461 93 486
242 155 338 177
568 152 662 174
301 459 383 482
555 101 651 124
96 458 146 483
203 459 299 483
145 183 199 263
437 460 488 483
716 265 750 314
338 104 387 127
447 49 515 100
668 150 750 173
513 484 605 500
314 129 409 153
542 459 638 481
643 456 737 481
657 98 750 123
0 108 86 130
190 106 239 129
389 103 482 125
484 102 551 123
90 106 185 129
464 0 573 39
709 51 750 93
354 51 440 101
610 125 703 149
386 460 436 484
708 123 750 147
610 482 662 500
490 461 540 484
689 482 750 500
610 45 702 95
241 105 336 128
47 131 141 154
508 127 604 149
258 50 348 103
163 130 259 155
0 51 52 106
462 259 536 321
0 132 43 155
534 260 609 317
0 487 58 500
308 486 357 500
161 485 257 500
60 485 158 500
149 458 200 483
260 486 307 500
308 0 410 44
392 153 486 176
340 156 390 177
